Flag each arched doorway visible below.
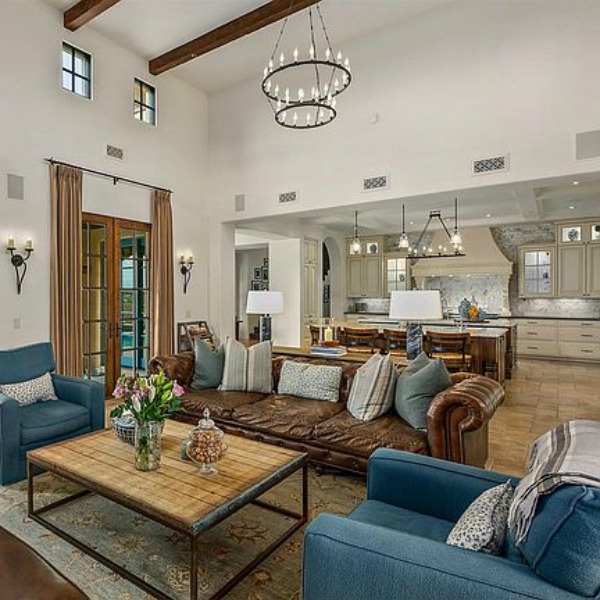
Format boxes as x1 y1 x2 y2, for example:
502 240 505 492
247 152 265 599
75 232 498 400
323 237 343 319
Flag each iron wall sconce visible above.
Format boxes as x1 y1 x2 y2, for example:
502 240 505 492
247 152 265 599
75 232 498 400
178 253 194 294
7 237 33 294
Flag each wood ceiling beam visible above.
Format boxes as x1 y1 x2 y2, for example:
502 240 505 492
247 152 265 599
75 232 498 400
149 0 320 76
64 0 122 31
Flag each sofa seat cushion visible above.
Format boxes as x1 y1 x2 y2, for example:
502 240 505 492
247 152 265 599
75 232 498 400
313 411 429 457
181 389 268 419
232 394 345 439
349 500 454 542
20 400 90 446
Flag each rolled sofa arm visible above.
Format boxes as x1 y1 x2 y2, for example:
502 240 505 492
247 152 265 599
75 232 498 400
149 351 195 387
426 375 504 467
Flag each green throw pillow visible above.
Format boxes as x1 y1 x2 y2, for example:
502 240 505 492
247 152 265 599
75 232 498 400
403 351 431 376
191 339 224 389
394 359 452 429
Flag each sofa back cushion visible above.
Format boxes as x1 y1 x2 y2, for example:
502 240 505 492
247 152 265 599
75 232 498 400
278 360 343 402
220 339 272 393
394 358 452 429
191 339 224 390
347 353 396 422
514 484 600 597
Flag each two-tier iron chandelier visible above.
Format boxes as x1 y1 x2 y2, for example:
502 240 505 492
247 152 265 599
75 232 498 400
261 3 352 129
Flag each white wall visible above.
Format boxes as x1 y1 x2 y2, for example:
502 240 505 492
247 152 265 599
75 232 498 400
208 0 600 224
0 0 209 349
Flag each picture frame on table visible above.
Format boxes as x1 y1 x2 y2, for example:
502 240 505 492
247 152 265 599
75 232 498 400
251 281 261 291
261 266 269 282
177 321 214 352
253 267 262 280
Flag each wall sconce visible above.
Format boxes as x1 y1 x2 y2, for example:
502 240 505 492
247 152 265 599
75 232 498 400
7 237 34 295
178 253 194 294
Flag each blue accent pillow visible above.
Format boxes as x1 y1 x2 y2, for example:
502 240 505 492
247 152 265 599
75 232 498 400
191 339 224 390
394 358 452 429
402 351 431 376
516 485 600 597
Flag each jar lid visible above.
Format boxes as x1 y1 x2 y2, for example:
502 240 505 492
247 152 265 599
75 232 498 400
198 408 215 430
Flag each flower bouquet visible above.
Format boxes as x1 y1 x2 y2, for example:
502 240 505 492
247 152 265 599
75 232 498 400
110 369 185 471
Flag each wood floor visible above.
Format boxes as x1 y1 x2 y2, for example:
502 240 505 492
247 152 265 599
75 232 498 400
487 358 600 477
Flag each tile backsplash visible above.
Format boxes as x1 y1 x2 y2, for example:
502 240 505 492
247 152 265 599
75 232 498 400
425 275 507 313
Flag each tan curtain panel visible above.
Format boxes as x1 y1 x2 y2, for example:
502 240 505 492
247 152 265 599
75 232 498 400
151 189 175 357
50 164 84 377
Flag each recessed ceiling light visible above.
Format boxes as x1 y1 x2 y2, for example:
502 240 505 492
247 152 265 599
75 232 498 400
485 213 493 218
569 204 576 210
573 181 580 185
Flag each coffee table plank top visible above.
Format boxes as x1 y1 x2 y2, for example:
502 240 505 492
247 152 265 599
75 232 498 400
28 420 306 533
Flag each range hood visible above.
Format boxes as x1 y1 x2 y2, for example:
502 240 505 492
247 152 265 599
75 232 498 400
411 227 513 278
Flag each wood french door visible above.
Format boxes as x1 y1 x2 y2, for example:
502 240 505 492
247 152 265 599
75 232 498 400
82 214 152 392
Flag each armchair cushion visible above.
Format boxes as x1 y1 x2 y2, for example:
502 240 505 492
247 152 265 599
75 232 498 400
0 342 55 385
0 372 57 406
349 500 454 542
20 400 90 445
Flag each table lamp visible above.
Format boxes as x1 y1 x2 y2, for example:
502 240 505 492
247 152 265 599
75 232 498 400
389 290 443 360
246 291 284 342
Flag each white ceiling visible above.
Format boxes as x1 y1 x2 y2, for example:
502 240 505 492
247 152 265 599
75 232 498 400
45 0 452 92
238 174 600 238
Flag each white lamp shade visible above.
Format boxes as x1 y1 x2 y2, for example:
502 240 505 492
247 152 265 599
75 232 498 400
389 290 443 320
246 291 284 315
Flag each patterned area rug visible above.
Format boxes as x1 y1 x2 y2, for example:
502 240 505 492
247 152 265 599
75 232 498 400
0 468 365 599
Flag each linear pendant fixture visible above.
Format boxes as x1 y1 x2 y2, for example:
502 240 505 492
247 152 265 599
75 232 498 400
261 3 352 129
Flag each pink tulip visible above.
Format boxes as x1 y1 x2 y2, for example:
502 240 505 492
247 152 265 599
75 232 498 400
131 395 141 413
173 382 185 397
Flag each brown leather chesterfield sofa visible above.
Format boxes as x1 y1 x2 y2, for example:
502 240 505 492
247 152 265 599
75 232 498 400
150 353 504 473
0 525 88 599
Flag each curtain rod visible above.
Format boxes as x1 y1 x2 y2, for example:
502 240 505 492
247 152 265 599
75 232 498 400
44 158 173 194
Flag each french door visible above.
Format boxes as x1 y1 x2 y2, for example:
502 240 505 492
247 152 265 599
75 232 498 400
82 214 152 392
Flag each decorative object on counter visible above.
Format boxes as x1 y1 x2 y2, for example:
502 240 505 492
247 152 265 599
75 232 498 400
178 252 194 294
407 198 465 259
261 4 351 129
389 290 443 359
110 368 185 471
246 290 284 342
6 236 34 294
458 296 488 323
186 408 227 475
349 210 361 255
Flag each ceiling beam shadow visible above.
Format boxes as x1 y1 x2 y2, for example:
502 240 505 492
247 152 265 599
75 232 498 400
149 0 320 76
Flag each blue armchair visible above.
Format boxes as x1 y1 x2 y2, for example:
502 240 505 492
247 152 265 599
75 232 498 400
303 450 589 600
0 343 105 485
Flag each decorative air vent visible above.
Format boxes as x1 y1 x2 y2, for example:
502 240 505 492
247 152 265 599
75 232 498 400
472 155 509 175
106 144 124 160
234 194 245 212
362 174 389 191
278 191 298 205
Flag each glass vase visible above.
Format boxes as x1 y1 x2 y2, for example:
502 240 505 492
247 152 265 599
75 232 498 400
134 420 161 471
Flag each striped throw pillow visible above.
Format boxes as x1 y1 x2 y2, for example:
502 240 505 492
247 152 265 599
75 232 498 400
347 353 396 422
219 339 272 393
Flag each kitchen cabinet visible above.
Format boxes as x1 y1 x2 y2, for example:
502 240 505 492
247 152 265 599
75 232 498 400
302 239 319 328
384 255 410 295
518 245 555 298
346 238 384 298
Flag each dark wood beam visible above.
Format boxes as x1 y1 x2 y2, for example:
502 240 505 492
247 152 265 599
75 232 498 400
64 0 122 31
149 0 320 76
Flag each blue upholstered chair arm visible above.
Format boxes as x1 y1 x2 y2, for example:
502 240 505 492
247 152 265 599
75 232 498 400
0 394 21 484
52 375 105 431
367 449 514 522
303 514 583 600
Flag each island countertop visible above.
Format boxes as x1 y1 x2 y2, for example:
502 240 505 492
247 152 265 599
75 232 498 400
327 321 509 339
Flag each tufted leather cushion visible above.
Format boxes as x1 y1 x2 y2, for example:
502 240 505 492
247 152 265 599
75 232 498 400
181 389 267 419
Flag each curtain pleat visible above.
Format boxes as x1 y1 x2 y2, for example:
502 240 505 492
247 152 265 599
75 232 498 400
50 164 84 376
151 190 175 357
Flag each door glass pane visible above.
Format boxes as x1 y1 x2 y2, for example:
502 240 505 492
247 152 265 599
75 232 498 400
120 291 135 319
138 319 149 348
120 229 134 258
136 230 148 259
538 251 551 265
121 320 134 350
88 290 106 321
524 252 537 266
121 262 134 289
140 260 149 288
120 351 135 377
88 255 107 288
524 266 538 281
89 322 107 354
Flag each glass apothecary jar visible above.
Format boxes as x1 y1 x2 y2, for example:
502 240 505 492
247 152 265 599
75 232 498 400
186 409 227 475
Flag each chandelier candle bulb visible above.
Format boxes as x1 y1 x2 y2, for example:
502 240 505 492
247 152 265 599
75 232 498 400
279 52 285 65
293 47 298 62
337 51 342 62
7 237 15 251
325 48 331 59
310 45 315 59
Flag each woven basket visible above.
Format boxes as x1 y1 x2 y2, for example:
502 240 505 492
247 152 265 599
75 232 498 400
111 415 137 445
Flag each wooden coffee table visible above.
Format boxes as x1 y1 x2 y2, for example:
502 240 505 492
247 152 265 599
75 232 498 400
27 420 308 600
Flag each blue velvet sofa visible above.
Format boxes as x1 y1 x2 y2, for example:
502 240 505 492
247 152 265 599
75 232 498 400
303 450 594 600
0 343 105 485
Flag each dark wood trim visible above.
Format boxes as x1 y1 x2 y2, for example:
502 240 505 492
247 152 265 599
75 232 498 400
149 0 320 76
64 0 122 31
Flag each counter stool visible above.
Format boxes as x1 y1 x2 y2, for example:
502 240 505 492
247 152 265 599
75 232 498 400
424 331 472 371
383 328 407 357
343 327 379 354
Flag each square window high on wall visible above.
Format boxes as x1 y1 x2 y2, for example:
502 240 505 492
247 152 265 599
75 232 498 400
134 78 156 126
62 42 92 99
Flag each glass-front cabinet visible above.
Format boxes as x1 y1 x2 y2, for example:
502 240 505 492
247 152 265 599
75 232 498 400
385 255 409 295
519 245 555 298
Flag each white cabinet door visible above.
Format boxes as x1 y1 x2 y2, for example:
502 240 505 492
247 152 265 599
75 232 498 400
587 243 600 297
363 257 383 297
347 257 363 297
303 262 318 318
558 245 586 297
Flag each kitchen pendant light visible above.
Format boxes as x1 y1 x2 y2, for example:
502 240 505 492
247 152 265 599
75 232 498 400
450 197 462 247
398 204 410 249
349 211 361 255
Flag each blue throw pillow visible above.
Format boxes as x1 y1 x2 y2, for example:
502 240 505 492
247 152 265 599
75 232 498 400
191 339 224 390
402 351 431 376
517 485 600 597
394 358 452 429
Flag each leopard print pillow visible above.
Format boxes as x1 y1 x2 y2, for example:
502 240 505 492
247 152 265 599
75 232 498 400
0 372 58 406
446 481 514 555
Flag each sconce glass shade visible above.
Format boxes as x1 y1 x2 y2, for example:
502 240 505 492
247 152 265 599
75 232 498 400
246 291 284 315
